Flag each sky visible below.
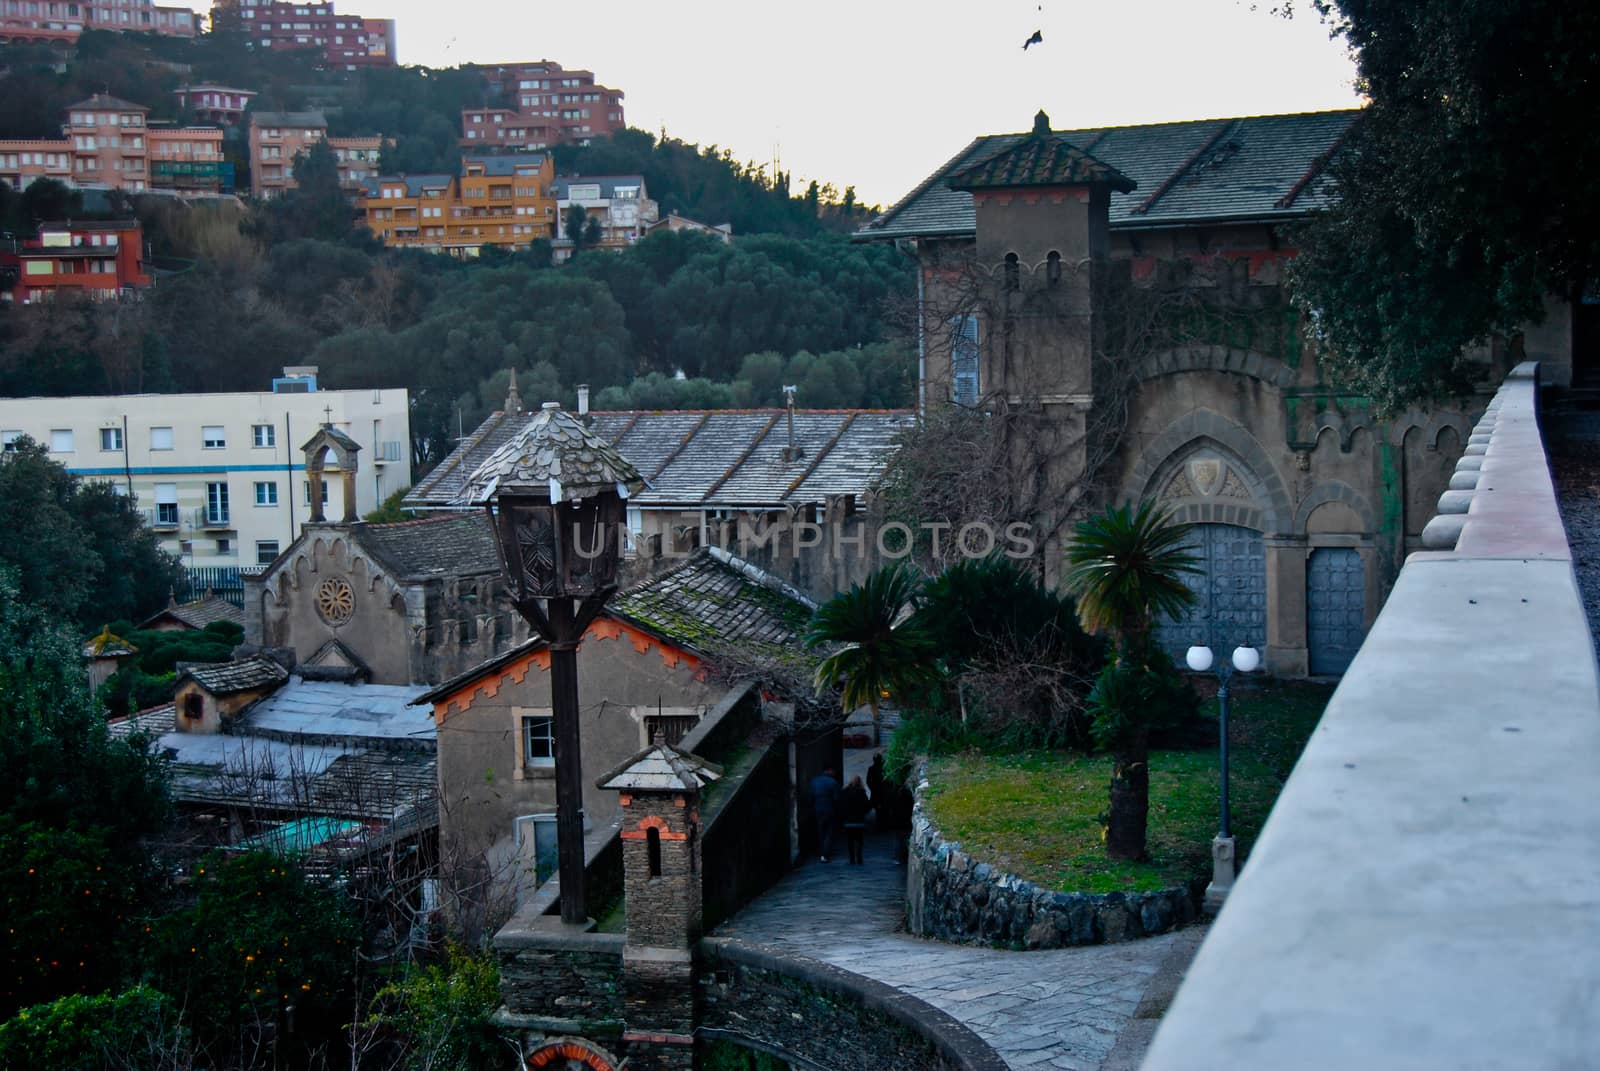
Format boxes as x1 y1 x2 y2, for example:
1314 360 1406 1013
179 0 1364 208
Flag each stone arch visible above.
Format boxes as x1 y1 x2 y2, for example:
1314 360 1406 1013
1293 480 1378 535
1134 344 1298 389
1126 409 1293 534
1309 409 1378 454
1385 409 1474 449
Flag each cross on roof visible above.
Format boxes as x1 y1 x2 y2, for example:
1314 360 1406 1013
323 404 333 427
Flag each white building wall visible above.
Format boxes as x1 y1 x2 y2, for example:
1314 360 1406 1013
0 387 411 568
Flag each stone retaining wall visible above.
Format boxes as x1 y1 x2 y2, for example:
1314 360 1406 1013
907 773 1201 949
698 939 1006 1071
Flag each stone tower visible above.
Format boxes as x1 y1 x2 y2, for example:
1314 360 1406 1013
946 110 1138 581
300 423 363 524
597 737 721 1071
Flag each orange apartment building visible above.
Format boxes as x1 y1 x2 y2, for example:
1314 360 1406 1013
460 60 625 151
1 95 229 195
0 219 151 304
0 0 196 46
248 111 382 199
362 152 555 256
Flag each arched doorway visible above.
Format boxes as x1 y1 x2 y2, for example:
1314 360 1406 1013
1154 523 1267 659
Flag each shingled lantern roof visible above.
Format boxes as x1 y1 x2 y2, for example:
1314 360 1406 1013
456 402 647 506
948 109 1136 193
597 738 723 793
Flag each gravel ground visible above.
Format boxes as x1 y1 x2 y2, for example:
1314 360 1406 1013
1547 435 1600 661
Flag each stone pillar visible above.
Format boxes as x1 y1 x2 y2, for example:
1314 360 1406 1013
598 740 721 1071
1265 535 1309 676
341 468 358 523
306 464 326 523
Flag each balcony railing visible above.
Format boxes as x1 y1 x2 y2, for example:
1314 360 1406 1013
194 506 231 529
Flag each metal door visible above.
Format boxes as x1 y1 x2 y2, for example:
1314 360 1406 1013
1307 547 1365 675
1155 524 1267 660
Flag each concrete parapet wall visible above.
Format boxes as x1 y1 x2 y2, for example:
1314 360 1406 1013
698 939 1007 1071
906 777 1200 948
1144 361 1600 1069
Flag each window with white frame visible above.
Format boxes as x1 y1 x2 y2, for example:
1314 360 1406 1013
154 483 178 525
256 540 279 565
521 711 555 770
253 481 278 506
151 425 173 450
205 482 229 524
252 423 275 448
303 480 329 505
202 425 225 449
99 426 122 451
950 313 980 407
49 429 73 453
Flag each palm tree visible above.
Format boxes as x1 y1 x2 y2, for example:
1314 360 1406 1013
1064 501 1200 860
806 561 936 745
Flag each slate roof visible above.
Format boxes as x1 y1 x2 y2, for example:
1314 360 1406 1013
457 404 646 505
610 547 816 654
141 595 247 631
406 408 915 510
354 512 502 579
180 655 288 696
597 740 722 792
858 108 1361 241
365 173 453 197
410 546 817 708
69 93 147 112
463 152 548 176
551 175 647 199
251 110 328 129
949 112 1135 193
243 679 433 748
108 703 176 740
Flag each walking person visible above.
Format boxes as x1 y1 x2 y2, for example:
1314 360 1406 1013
840 774 870 864
809 766 841 862
866 754 886 813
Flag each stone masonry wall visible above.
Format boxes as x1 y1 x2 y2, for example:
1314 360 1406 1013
697 940 1006 1071
496 932 624 1037
907 775 1201 949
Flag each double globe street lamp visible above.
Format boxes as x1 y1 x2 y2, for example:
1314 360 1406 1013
1185 642 1261 914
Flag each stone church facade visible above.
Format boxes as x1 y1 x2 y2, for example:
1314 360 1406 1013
859 109 1572 676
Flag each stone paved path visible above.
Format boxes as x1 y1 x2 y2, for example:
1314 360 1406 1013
714 829 1201 1070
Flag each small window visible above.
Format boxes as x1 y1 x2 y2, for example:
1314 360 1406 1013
256 540 280 565
646 826 662 878
303 480 329 505
151 426 173 450
1004 252 1020 291
202 425 226 449
100 427 122 451
216 538 231 554
950 314 980 408
49 429 73 453
522 714 554 767
182 692 203 720
1046 250 1062 286
0 432 19 452
254 481 278 506
252 424 276 448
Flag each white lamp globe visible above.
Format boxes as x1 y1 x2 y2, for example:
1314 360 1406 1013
1232 646 1262 673
1185 645 1215 672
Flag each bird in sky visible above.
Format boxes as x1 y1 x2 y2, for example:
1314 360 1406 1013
1023 29 1044 49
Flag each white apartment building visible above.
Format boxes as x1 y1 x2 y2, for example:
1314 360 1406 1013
0 369 410 569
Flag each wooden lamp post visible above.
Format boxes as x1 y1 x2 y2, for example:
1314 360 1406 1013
458 401 645 925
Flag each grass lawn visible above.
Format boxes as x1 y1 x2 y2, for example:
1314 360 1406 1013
921 678 1334 894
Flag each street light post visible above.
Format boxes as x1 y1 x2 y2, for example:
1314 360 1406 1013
1186 643 1260 914
459 402 644 927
